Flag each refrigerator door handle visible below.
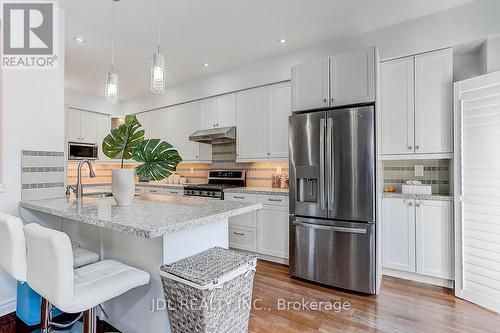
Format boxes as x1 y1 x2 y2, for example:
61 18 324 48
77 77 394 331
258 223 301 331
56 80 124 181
326 117 334 212
293 221 367 234
319 118 326 210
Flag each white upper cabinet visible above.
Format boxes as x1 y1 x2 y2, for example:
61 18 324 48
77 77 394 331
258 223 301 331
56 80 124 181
80 111 97 143
237 87 268 160
217 93 237 127
237 83 292 161
291 48 376 112
66 108 81 142
415 200 453 279
414 49 453 154
65 108 97 143
95 113 111 160
330 48 375 107
380 57 415 155
161 106 178 147
382 198 416 272
177 101 211 162
267 82 291 158
200 93 237 129
200 98 218 129
291 57 330 112
380 48 453 156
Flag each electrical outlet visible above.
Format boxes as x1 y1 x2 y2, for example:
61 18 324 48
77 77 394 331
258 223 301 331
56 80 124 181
415 165 424 177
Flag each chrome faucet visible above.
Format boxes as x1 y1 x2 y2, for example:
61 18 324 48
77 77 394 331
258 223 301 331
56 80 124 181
67 159 96 198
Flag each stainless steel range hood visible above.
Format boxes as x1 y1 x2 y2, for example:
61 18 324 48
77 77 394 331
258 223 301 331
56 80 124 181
189 126 236 144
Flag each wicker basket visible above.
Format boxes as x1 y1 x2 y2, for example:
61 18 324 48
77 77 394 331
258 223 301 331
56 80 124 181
159 247 258 333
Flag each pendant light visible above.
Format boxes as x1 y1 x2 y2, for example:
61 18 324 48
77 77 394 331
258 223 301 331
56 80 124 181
105 0 119 104
150 0 166 94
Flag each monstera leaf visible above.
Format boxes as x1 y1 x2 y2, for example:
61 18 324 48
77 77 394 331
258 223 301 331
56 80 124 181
102 115 145 167
133 139 183 181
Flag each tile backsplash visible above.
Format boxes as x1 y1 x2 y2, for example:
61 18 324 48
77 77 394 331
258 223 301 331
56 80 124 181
383 159 451 194
22 150 66 200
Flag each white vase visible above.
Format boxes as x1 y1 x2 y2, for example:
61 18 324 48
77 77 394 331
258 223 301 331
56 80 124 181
112 169 136 206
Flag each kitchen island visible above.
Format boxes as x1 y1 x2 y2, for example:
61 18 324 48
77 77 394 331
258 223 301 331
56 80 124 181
19 194 262 333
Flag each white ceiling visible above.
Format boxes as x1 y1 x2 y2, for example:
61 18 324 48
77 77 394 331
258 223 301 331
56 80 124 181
62 0 476 100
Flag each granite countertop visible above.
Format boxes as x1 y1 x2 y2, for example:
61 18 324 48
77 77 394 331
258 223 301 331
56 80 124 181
224 187 289 196
382 193 453 201
20 194 262 239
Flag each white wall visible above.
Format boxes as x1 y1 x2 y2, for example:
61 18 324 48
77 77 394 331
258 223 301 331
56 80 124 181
122 0 500 114
65 89 122 116
0 9 65 317
484 35 500 73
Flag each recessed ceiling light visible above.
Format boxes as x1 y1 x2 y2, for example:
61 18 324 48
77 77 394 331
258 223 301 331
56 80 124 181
279 39 287 44
74 36 85 43
203 63 209 67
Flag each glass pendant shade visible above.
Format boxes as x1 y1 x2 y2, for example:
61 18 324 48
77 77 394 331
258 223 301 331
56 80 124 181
105 71 119 104
150 52 166 94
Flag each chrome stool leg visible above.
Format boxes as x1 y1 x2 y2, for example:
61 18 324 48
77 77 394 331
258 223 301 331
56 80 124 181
83 307 97 333
40 298 51 333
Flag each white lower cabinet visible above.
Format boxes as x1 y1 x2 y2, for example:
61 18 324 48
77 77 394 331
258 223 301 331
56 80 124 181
144 187 163 195
229 226 257 252
382 198 416 272
415 200 453 279
226 193 289 262
382 198 453 280
257 203 289 259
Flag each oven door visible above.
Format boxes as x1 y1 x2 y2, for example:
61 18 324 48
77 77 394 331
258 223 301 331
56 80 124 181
68 142 98 160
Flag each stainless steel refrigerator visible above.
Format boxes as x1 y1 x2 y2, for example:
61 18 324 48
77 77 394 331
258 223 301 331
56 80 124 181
289 105 376 294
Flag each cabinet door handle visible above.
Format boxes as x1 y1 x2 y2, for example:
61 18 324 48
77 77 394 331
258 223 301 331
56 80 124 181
323 98 328 104
408 201 413 206
268 198 282 202
233 232 245 236
415 145 420 150
169 191 178 194
233 196 245 199
408 145 413 150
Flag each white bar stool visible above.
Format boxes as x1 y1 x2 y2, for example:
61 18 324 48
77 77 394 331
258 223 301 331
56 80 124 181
24 223 150 333
0 213 101 329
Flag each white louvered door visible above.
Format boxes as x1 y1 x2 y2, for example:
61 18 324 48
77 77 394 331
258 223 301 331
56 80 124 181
455 70 500 313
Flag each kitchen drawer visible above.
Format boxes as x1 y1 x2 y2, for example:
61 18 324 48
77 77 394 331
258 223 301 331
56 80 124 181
135 186 145 194
144 187 163 195
258 194 289 206
229 226 257 252
229 211 256 228
225 193 257 202
165 188 183 196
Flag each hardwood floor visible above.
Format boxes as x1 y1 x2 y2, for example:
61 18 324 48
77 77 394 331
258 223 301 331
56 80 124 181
1 260 499 332
249 260 500 333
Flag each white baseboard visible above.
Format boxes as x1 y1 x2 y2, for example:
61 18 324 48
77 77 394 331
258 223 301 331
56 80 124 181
0 297 16 317
383 268 454 288
258 253 289 265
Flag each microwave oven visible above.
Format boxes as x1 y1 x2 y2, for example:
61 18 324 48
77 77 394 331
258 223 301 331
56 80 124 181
68 142 98 160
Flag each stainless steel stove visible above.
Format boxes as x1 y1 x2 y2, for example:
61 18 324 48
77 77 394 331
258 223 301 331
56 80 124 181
183 170 246 199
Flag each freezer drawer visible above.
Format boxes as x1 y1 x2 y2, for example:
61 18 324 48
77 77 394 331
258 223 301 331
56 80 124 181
289 216 376 294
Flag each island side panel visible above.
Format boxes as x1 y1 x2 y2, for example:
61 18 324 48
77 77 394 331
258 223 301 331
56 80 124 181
162 217 229 264
100 228 167 333
59 218 167 333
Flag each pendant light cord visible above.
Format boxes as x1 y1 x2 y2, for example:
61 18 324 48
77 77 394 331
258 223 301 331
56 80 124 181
111 0 117 71
157 0 161 53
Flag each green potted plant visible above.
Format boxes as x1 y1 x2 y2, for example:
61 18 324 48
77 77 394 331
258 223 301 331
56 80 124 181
102 115 182 206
